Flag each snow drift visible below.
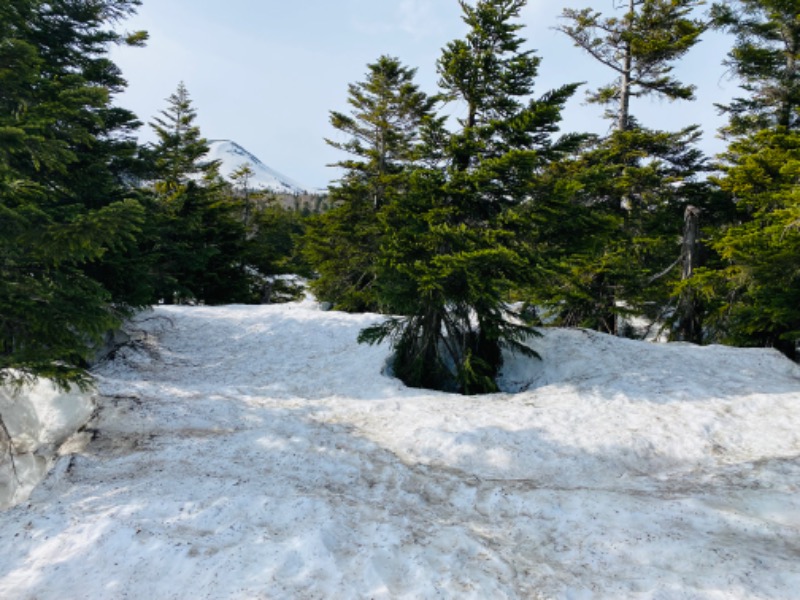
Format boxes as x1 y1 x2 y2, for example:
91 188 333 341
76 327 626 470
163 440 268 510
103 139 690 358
1 299 799 598
0 379 94 510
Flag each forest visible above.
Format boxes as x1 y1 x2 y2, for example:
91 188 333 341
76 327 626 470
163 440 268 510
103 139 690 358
1 0 799 395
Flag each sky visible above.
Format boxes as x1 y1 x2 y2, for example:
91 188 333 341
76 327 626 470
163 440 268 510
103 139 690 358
110 1 739 190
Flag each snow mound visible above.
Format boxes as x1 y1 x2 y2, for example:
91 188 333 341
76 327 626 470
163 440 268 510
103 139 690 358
1 302 799 598
1 379 94 509
206 139 309 194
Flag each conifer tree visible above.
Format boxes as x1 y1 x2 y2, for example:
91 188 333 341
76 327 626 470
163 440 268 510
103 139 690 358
559 0 706 131
0 0 147 388
693 129 800 357
304 56 435 311
553 0 709 336
360 0 581 394
711 0 800 136
146 83 250 304
691 0 800 358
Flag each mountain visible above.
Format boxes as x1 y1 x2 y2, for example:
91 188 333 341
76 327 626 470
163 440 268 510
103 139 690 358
206 139 310 195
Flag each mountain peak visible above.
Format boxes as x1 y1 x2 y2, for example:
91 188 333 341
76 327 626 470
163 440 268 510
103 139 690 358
206 140 309 195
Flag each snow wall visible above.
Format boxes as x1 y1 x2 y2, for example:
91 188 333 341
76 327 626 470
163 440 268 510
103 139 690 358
0 378 95 510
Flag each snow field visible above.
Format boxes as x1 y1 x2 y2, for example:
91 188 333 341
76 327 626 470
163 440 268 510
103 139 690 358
1 299 799 598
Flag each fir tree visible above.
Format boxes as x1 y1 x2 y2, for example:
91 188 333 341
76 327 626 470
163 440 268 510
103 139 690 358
304 56 435 311
146 83 250 304
0 0 147 388
693 129 800 357
360 0 580 394
687 1 800 358
711 0 800 136
554 0 710 337
558 0 706 131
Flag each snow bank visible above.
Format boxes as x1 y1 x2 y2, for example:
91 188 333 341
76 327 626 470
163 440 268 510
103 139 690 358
0 378 94 509
0 302 799 598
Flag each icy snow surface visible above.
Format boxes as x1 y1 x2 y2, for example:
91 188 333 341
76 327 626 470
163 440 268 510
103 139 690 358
1 299 800 598
0 380 94 509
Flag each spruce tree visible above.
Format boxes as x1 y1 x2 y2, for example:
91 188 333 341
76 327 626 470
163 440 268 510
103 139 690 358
304 56 435 311
693 129 800 357
691 0 800 358
0 0 147 388
553 0 710 337
360 0 581 394
146 83 251 304
559 0 706 131
711 0 800 136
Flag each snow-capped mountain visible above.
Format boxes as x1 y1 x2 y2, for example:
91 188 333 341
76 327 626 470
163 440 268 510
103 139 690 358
206 139 309 195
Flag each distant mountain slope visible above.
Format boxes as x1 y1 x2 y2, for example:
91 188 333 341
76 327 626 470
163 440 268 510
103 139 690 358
206 139 309 195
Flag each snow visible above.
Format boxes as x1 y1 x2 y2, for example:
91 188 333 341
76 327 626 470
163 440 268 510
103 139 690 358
0 378 94 510
1 299 800 598
206 139 311 194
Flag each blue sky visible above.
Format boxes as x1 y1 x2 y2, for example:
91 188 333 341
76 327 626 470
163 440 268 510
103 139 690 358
111 0 738 190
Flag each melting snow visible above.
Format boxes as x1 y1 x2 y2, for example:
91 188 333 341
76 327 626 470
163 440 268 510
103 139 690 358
1 299 799 598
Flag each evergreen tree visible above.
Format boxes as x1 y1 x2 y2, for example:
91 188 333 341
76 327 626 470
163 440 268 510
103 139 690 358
554 0 710 337
711 0 800 136
0 0 147 388
692 128 800 357
691 1 800 358
146 83 250 304
559 0 706 131
528 127 712 337
360 0 581 394
304 56 435 311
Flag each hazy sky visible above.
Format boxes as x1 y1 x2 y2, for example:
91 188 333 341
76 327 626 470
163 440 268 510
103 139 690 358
111 1 738 190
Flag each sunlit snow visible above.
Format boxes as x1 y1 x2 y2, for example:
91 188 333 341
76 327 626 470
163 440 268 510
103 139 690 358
207 140 310 195
1 298 799 598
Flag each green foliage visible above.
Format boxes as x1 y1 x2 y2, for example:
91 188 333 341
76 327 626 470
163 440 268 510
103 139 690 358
0 0 147 388
552 0 713 338
356 0 580 394
247 202 309 278
522 126 713 335
305 56 435 311
711 0 800 135
145 83 253 305
559 0 706 130
304 185 383 312
691 128 800 357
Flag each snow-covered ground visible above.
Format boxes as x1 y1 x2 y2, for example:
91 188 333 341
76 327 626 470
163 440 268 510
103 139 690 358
1 299 799 598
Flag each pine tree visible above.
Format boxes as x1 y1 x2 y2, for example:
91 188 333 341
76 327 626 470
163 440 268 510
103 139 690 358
554 0 710 337
146 83 250 304
0 0 147 388
304 56 435 311
559 0 706 131
360 0 581 394
711 0 800 136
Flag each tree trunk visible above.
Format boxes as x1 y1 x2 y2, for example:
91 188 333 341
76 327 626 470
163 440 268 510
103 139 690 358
617 0 635 132
677 205 702 342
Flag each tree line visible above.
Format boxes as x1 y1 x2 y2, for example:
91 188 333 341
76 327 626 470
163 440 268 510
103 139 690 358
0 0 308 389
1 0 798 395
307 0 800 393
